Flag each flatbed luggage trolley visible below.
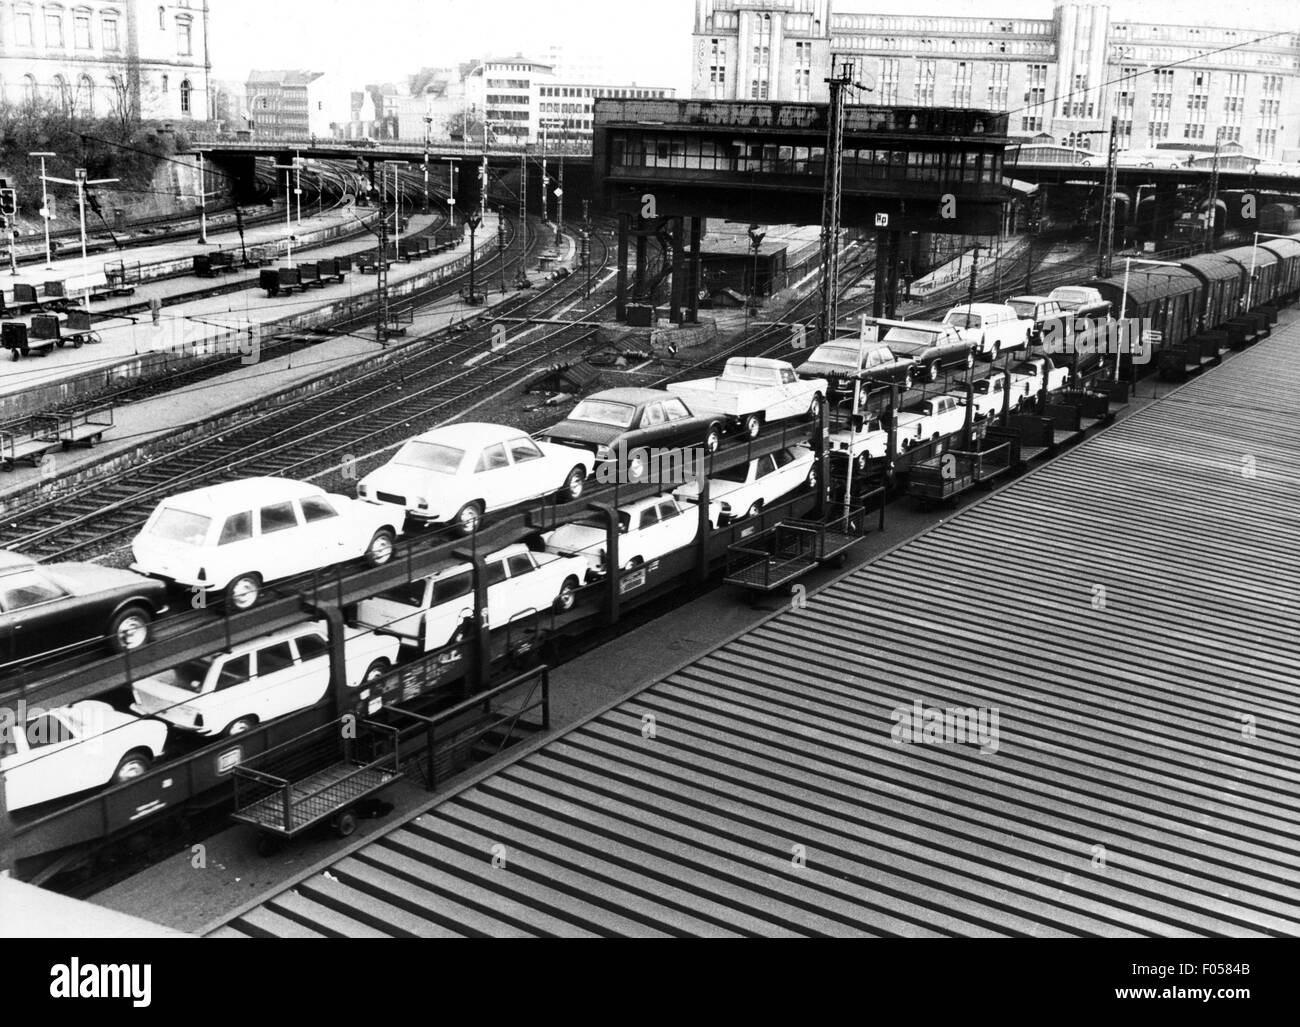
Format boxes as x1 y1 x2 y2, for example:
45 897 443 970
723 506 873 596
232 717 401 855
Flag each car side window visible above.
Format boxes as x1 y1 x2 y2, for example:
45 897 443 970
24 714 72 750
508 437 544 463
433 570 473 605
0 571 68 610
638 506 659 530
477 444 509 472
657 500 680 521
757 455 778 477
662 399 691 421
214 655 252 691
300 497 339 523
643 403 666 426
219 511 254 545
780 368 797 384
506 554 535 577
485 560 509 587
259 502 299 535
256 642 296 676
295 634 329 662
864 349 880 368
773 448 796 468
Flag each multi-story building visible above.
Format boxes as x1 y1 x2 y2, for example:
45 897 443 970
246 70 351 139
0 0 211 121
537 82 677 145
462 54 554 144
692 0 1300 158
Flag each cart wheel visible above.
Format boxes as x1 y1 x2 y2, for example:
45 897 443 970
256 834 283 857
335 811 358 838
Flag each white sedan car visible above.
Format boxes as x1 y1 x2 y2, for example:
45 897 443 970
674 445 818 527
132 477 403 611
358 423 596 534
542 495 698 578
1 701 167 812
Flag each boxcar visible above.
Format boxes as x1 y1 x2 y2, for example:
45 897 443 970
1177 253 1247 331
1260 237 1300 304
1216 244 1280 309
1089 267 1201 351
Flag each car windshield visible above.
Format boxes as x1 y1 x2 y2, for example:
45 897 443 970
883 327 937 347
808 344 861 366
1052 289 1090 306
150 507 211 546
568 400 636 428
163 657 216 693
713 462 752 484
943 311 982 329
1007 301 1037 318
393 440 464 473
376 581 425 607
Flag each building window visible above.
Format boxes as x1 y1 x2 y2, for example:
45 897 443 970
46 11 64 48
78 73 94 114
158 5 165 29
15 10 34 46
102 12 118 49
73 9 91 48
177 16 192 56
180 78 191 114
162 74 169 93
23 74 38 101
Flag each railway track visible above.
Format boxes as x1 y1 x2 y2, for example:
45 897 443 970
2 222 610 562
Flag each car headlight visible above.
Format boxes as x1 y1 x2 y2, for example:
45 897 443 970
596 445 613 460
414 496 429 508
719 501 731 512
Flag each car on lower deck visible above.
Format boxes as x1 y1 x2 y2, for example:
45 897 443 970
673 445 818 527
542 495 698 578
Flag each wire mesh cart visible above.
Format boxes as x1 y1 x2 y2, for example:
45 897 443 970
231 718 401 854
723 506 871 594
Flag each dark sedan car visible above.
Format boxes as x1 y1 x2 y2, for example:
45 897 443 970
539 388 722 481
879 321 974 383
0 550 168 669
796 341 916 394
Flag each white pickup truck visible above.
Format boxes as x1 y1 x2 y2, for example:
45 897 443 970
896 395 967 447
1012 356 1072 398
667 357 826 439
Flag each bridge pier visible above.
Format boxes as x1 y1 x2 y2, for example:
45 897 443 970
873 228 900 319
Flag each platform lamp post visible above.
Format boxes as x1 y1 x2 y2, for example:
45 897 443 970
29 151 56 269
423 116 432 215
273 161 297 268
444 158 458 230
497 208 506 295
1246 232 1295 312
43 168 119 309
293 150 303 226
465 210 483 305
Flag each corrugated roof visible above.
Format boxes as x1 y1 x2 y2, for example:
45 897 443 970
1261 238 1300 261
209 325 1300 938
1090 267 1199 307
1178 252 1249 283
1216 244 1278 271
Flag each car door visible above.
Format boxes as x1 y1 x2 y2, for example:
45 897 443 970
483 555 512 628
626 504 660 565
505 551 547 618
505 436 553 502
636 401 673 451
426 569 475 650
660 397 703 450
203 652 254 733
473 442 513 510
297 494 348 563
0 567 92 660
3 710 91 807
253 638 314 721
211 510 255 591
768 448 807 502
655 499 696 556
256 500 308 580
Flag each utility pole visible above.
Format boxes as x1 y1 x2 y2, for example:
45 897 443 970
422 117 432 215
498 211 506 294
556 149 565 245
444 158 457 230
376 179 390 346
44 168 119 309
1204 130 1222 253
516 149 529 287
967 243 980 308
1097 115 1119 277
582 198 592 301
818 62 853 345
29 151 55 269
273 161 296 267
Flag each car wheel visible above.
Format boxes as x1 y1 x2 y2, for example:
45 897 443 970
931 433 940 444
224 573 262 611
362 658 391 684
742 413 762 439
107 606 152 653
365 528 395 566
112 751 151 784
562 465 586 501
704 425 722 454
854 454 868 472
989 342 1000 361
806 465 818 491
226 716 258 737
902 369 914 391
554 576 579 612
455 502 483 535
807 393 824 420
928 359 941 383
745 501 763 520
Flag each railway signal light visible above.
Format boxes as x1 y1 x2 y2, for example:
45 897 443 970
0 188 16 216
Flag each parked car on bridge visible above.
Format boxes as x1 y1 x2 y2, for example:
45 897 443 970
129 620 398 738
0 549 168 667
131 478 402 612
1 701 167 811
357 423 594 535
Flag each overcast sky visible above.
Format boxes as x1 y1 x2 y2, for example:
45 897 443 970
211 0 1299 91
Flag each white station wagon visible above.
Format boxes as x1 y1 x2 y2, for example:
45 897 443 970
542 495 698 578
357 423 596 534
131 477 403 611
674 445 818 527
1 701 167 812
130 620 399 737
355 544 588 653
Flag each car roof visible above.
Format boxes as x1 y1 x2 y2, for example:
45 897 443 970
946 303 1011 315
725 356 790 371
582 387 673 405
883 320 950 333
412 422 526 448
1007 295 1054 304
157 477 323 511
0 549 37 574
